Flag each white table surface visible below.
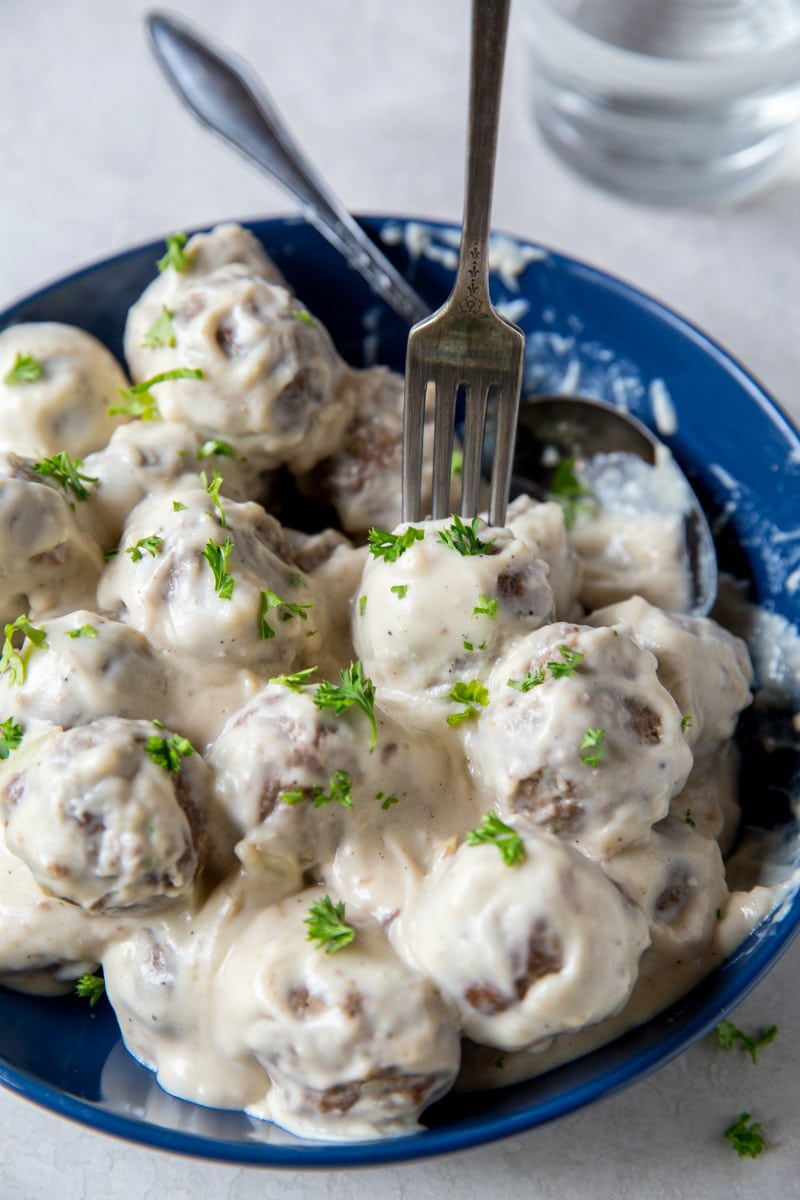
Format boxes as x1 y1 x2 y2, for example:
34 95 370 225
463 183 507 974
1 1 799 1196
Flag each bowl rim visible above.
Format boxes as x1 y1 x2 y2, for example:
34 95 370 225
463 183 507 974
1 211 799 1168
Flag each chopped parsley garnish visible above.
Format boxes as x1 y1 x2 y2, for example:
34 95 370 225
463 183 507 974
507 670 545 692
548 457 594 529
282 768 353 810
269 666 319 692
684 809 696 827
31 452 97 501
145 731 195 772
74 973 106 1007
259 589 313 639
463 639 487 652
201 469 227 527
390 584 408 599
450 446 463 478
446 679 489 726
466 812 525 866
376 791 398 809
109 368 203 420
142 305 176 348
197 439 233 460
681 713 693 732
473 593 498 618
724 1112 765 1159
4 352 43 385
579 727 606 767
0 717 24 759
0 616 48 687
305 895 355 954
358 594 367 617
367 525 424 562
201 537 235 600
293 308 316 325
314 661 377 751
438 515 493 556
547 644 584 679
172 500 187 512
287 573 304 588
715 1019 778 1064
125 534 162 562
156 232 189 273
67 624 98 639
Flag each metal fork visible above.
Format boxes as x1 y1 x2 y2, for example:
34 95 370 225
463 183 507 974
402 0 525 529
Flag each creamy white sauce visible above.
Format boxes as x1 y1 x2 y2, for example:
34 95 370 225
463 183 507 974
0 222 796 1144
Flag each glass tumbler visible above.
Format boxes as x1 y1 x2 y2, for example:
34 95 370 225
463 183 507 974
520 0 800 205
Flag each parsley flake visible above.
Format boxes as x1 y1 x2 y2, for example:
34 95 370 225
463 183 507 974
446 679 489 726
31 452 97 501
473 593 498 617
201 469 227 527
368 525 424 562
0 616 48 687
197 439 233 460
724 1112 765 1159
580 727 606 767
269 666 319 692
293 308 316 325
438 515 493 556
548 457 594 529
507 670 545 692
125 534 162 563
305 894 355 954
314 661 377 750
684 809 696 827
4 352 43 385
390 584 408 599
282 768 353 810
172 500 187 512
67 624 98 640
142 305 177 348
145 731 195 772
681 713 693 732
0 717 24 759
259 589 312 639
109 368 203 420
547 644 584 679
75 973 105 1007
466 812 525 866
376 791 399 809
450 447 464 478
358 594 367 617
715 1020 778 1065
201 537 235 600
156 232 189 273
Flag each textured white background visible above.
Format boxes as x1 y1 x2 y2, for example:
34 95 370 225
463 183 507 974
1 1 799 1196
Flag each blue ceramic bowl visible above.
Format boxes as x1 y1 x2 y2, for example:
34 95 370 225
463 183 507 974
1 215 799 1168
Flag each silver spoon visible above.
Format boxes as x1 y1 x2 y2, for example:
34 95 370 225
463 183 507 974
145 9 717 616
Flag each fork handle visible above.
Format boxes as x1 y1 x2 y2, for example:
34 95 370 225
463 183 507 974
147 11 430 326
453 0 513 311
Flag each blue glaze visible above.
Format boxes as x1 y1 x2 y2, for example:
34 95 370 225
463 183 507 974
0 215 798 1167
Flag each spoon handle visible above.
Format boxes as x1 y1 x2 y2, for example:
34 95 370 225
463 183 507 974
146 11 430 326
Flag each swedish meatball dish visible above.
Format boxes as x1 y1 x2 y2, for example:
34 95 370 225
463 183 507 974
0 221 796 1146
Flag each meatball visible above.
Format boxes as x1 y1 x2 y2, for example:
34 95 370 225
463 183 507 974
284 530 367 666
214 889 461 1140
4 611 167 729
0 717 211 913
669 741 741 854
124 255 353 472
0 453 102 624
464 622 693 859
352 516 553 731
503 494 583 621
0 322 129 458
78 420 257 550
97 482 328 671
587 594 753 765
394 835 648 1051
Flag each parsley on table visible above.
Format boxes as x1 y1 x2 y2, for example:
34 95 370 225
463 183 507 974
314 661 377 750
367 525 424 562
201 537 235 600
156 232 189 273
579 727 606 767
715 1019 778 1065
259 589 313 640
74 973 106 1007
141 305 176 348
305 895 355 954
438 515 494 556
4 352 42 385
31 451 97 501
466 812 525 866
0 616 48 687
145 731 195 772
547 457 594 529
724 1112 765 1158
446 679 489 726
0 717 24 759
